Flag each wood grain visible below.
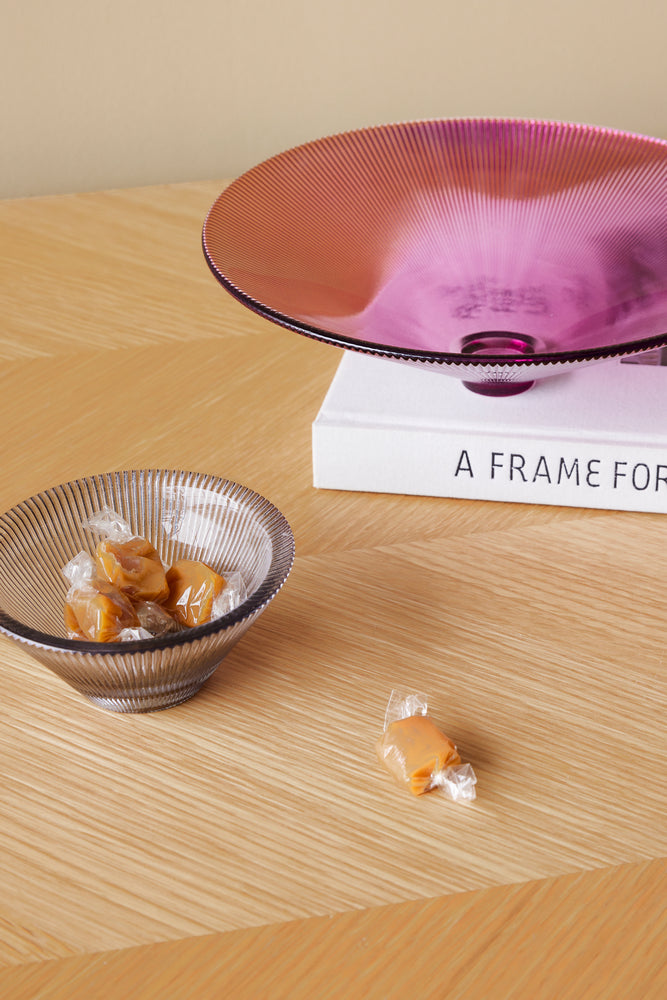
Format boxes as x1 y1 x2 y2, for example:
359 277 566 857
0 181 665 997
1 860 665 999
0 516 664 961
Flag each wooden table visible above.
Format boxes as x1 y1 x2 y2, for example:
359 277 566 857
0 182 665 999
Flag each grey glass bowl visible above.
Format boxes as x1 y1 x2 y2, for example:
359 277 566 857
0 470 295 712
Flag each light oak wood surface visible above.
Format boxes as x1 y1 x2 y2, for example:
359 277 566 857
0 182 664 998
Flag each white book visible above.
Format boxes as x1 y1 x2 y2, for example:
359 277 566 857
312 349 667 513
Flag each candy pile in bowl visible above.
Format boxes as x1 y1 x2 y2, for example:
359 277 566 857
63 507 248 643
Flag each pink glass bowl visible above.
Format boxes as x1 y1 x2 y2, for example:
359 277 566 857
203 118 667 395
0 470 294 712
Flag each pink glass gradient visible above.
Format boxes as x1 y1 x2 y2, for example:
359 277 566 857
203 119 667 395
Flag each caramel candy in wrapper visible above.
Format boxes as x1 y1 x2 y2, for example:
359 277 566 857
377 714 461 795
96 537 169 604
64 579 140 643
164 559 227 627
377 690 477 801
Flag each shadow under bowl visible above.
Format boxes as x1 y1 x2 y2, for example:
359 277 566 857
0 470 295 712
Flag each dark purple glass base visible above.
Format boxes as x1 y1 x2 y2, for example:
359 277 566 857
464 379 535 397
460 331 539 395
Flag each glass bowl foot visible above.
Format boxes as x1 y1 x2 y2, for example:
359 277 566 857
459 331 540 396
463 379 535 396
86 681 208 713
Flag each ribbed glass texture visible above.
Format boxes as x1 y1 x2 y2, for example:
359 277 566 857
0 471 294 712
203 119 667 393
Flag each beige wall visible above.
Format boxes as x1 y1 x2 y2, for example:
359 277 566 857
2 0 666 198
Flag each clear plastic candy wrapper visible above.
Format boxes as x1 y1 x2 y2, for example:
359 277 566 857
135 599 184 636
376 690 477 802
62 507 248 643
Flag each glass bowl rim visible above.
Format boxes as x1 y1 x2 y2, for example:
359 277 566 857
202 116 667 368
0 469 295 655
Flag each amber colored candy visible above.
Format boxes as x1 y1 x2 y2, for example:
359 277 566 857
64 579 140 643
64 602 86 639
376 714 461 795
164 559 227 627
96 536 169 604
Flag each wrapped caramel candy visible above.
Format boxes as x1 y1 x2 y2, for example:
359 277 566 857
164 559 227 627
86 508 169 604
64 577 141 642
95 536 169 604
377 691 477 801
378 713 462 795
62 535 158 643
